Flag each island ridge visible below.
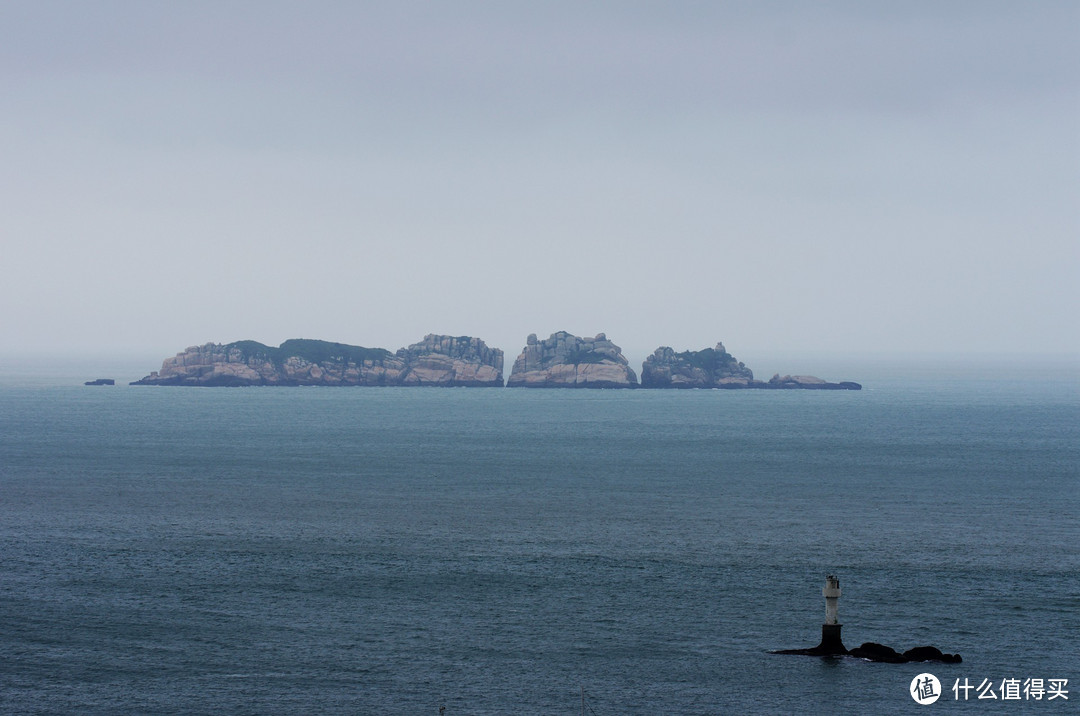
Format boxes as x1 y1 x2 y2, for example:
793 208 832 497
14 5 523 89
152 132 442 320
131 332 861 390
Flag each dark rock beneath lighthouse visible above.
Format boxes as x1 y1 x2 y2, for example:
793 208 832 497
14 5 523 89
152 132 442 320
848 642 907 663
847 643 962 664
903 646 963 664
773 642 962 663
772 576 959 664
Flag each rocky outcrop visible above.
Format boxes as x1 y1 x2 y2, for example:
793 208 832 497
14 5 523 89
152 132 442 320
641 342 861 390
847 643 962 664
768 374 862 390
773 642 961 663
641 343 755 388
900 646 963 664
132 335 503 387
506 332 638 388
132 334 861 390
396 334 504 387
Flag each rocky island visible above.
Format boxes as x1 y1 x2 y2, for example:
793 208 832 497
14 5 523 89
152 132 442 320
642 343 860 390
773 576 960 664
641 343 754 388
774 641 962 664
132 332 860 390
506 332 638 388
131 335 504 387
395 334 504 387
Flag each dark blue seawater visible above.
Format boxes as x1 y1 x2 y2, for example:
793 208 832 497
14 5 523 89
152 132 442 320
1 362 1078 714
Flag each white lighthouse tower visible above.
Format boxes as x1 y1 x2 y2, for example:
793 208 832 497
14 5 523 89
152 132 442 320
823 575 841 624
818 574 846 653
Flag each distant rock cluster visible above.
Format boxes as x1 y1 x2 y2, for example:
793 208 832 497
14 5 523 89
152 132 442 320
397 334 504 387
506 332 637 388
131 335 504 387
641 343 754 388
131 331 861 389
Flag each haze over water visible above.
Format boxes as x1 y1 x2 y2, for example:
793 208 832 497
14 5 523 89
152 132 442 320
2 2 1077 360
2 360 1077 713
2 2 1077 712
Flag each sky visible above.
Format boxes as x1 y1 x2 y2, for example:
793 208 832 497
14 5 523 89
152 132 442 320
2 1 1077 371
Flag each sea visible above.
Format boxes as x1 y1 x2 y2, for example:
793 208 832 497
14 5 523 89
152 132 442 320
1 357 1077 714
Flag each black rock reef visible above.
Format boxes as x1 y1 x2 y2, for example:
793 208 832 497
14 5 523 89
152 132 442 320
773 642 961 664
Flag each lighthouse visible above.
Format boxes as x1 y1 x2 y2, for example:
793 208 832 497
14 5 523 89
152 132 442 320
818 574 846 654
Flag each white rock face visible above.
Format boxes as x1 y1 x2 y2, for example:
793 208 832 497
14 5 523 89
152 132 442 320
154 343 287 384
507 331 638 388
134 335 502 387
397 334 504 386
133 336 860 390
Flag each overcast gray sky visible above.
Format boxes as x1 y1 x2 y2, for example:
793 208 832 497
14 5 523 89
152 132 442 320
2 1 1077 368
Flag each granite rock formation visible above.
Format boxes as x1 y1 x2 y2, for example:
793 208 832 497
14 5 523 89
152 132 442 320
132 335 503 387
132 333 861 390
641 342 861 390
397 334 504 387
506 332 638 388
641 343 755 388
